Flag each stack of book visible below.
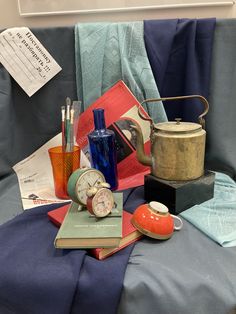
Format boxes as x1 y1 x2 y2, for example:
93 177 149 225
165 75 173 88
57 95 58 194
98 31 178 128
48 193 143 260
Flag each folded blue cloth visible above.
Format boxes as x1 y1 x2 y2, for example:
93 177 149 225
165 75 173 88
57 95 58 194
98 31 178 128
180 172 236 247
74 22 167 123
0 188 142 314
144 18 216 122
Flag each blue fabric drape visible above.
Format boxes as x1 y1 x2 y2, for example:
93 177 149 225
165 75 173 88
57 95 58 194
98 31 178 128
0 189 143 314
144 18 216 122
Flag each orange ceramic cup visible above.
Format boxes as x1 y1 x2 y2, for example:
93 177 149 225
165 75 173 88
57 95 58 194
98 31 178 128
131 201 183 240
48 146 80 199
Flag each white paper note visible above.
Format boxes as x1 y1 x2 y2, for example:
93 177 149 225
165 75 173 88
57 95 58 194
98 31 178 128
0 27 62 96
13 133 91 210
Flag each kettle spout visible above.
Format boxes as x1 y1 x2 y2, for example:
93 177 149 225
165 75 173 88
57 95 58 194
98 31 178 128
131 124 152 167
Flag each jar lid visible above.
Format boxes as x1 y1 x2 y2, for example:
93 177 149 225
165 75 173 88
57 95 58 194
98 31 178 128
154 120 202 134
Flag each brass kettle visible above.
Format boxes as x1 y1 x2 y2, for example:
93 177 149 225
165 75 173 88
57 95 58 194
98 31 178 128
132 95 209 181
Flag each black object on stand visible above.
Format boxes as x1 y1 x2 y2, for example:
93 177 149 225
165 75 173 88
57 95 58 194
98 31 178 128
144 170 215 215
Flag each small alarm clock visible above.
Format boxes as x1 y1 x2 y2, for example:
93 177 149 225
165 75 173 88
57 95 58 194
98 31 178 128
86 186 114 218
67 167 106 206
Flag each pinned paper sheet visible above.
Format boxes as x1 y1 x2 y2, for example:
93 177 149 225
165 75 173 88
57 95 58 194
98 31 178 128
0 27 62 96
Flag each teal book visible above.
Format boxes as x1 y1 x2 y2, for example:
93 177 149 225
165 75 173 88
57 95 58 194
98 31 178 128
54 193 123 249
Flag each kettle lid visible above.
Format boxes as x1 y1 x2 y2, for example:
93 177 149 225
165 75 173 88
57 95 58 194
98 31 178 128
154 119 202 134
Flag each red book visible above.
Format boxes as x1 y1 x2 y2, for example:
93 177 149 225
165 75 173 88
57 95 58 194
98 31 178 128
47 204 143 260
47 204 70 227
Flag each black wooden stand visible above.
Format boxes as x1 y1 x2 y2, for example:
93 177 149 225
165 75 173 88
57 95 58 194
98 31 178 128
144 170 215 214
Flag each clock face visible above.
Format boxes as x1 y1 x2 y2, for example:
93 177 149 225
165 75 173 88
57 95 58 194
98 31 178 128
75 169 105 205
91 188 114 218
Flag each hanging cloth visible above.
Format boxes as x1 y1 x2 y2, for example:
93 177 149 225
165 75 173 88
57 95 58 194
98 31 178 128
144 18 216 122
74 22 167 123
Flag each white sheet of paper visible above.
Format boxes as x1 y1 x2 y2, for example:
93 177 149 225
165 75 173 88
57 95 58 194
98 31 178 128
13 134 90 210
0 27 62 96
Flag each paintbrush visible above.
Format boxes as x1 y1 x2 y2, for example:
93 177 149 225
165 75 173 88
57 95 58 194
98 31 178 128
61 106 66 152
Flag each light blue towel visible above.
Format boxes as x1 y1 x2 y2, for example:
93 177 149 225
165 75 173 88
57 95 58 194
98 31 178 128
180 172 236 247
74 22 167 123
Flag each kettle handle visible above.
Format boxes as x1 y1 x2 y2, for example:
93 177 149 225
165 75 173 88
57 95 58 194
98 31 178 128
139 95 209 129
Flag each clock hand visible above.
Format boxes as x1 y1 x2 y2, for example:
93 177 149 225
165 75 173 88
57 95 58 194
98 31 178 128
93 178 102 186
97 201 105 205
79 187 91 192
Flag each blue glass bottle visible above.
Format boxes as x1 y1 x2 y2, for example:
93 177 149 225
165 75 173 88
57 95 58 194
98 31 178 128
88 108 118 190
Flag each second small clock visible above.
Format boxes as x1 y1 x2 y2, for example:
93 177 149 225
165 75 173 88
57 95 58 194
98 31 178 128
86 187 114 218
